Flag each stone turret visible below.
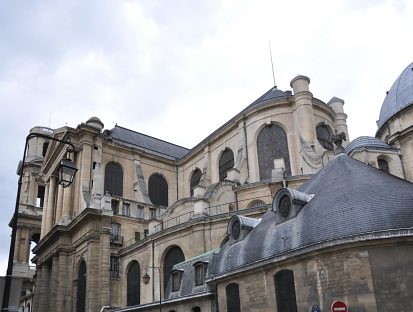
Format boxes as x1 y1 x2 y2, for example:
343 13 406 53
328 97 349 146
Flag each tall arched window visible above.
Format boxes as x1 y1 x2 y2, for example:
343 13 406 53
127 261 140 306
378 158 390 173
148 174 168 206
316 124 333 151
274 270 298 312
163 246 185 291
225 283 240 312
190 168 202 196
257 124 291 180
104 163 123 196
77 260 87 312
219 149 234 181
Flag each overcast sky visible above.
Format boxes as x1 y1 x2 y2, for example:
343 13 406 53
0 0 412 275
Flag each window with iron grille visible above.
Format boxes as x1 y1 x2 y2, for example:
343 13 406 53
257 124 291 180
148 174 168 206
378 158 390 173
104 162 123 196
110 256 119 278
122 203 130 216
274 270 298 312
225 283 240 312
219 149 234 181
316 124 333 151
190 168 202 196
137 205 144 219
111 223 121 241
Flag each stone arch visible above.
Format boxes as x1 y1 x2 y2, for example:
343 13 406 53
218 148 234 181
190 168 202 196
162 245 185 291
315 123 334 151
126 260 140 306
274 269 298 312
76 259 87 312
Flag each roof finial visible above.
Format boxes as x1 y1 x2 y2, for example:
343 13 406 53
331 131 347 155
268 40 277 88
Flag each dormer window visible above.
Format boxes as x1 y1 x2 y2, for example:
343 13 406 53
231 220 240 240
194 262 208 286
278 195 291 218
171 269 183 292
272 188 313 223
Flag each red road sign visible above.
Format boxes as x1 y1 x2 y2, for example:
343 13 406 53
331 300 347 312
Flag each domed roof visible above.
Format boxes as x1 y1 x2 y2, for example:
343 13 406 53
377 62 413 129
345 136 394 155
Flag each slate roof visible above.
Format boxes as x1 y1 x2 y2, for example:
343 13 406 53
377 62 413 129
345 136 396 155
104 125 190 159
164 250 217 300
209 154 413 277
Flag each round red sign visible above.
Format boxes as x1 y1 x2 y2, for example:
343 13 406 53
331 300 347 312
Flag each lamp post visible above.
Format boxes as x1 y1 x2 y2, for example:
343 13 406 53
143 266 162 312
1 132 78 311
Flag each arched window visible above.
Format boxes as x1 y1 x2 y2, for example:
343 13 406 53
104 163 123 196
163 246 185 291
225 283 240 312
77 260 87 312
192 307 201 312
190 168 202 196
378 158 390 173
127 261 140 306
257 124 291 180
148 174 168 206
219 149 234 181
316 124 333 151
274 270 298 312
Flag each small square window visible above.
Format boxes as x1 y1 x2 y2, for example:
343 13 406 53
149 208 156 220
137 205 144 219
110 256 119 278
111 200 119 214
122 203 130 216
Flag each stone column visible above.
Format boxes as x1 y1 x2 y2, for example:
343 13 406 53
32 265 42 312
40 184 49 238
290 75 316 145
45 177 57 233
56 253 68 312
99 222 111 308
61 185 73 225
328 97 349 146
37 264 50 312
55 185 64 224
14 227 21 262
49 257 59 309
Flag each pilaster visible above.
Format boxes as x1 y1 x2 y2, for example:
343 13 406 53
40 184 49 238
45 176 57 233
55 184 64 224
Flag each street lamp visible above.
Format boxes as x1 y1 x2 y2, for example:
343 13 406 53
1 132 78 311
143 266 162 312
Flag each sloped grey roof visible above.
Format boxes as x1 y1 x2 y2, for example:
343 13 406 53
377 62 413 129
164 250 217 300
345 136 395 155
105 125 189 159
209 154 413 277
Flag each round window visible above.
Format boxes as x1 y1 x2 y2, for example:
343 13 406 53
232 220 240 240
279 195 291 218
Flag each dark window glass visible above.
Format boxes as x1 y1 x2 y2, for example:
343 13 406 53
274 270 298 312
378 158 390 173
194 263 207 286
111 223 121 241
42 142 49 157
219 149 234 181
257 125 291 180
225 283 241 312
190 168 202 196
76 260 87 312
163 246 185 291
316 125 333 151
127 261 140 306
148 174 168 206
111 199 119 214
110 256 119 278
192 307 201 312
279 195 291 218
37 185 45 207
231 220 240 240
104 163 123 196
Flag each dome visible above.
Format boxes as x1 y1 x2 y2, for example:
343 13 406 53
377 62 413 129
86 116 104 130
345 136 394 155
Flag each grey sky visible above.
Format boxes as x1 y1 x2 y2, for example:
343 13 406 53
0 0 412 274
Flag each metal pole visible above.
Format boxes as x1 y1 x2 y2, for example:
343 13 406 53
1 132 76 311
147 266 162 312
